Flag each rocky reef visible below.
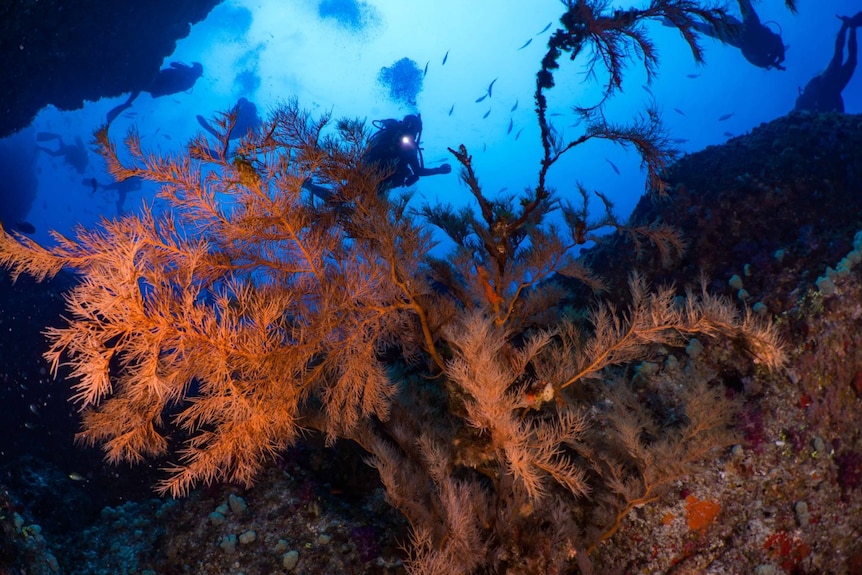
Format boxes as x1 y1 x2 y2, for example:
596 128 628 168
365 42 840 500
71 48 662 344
0 0 222 138
1 111 861 574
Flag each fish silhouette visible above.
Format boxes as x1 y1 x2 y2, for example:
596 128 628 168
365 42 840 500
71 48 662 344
13 221 35 234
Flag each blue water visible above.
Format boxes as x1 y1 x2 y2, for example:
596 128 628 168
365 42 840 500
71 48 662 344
2 0 858 250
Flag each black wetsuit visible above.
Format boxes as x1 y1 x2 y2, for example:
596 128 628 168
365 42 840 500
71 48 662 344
794 21 857 113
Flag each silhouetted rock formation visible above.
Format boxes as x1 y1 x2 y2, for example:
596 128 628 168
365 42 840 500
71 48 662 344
0 0 222 138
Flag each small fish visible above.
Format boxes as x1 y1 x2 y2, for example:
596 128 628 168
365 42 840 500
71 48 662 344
163 134 172 140
442 50 449 65
686 73 701 79
24 422 38 430
29 403 39 416
68 472 87 482
671 138 689 144
605 159 620 175
673 108 686 116
423 60 429 77
723 131 734 137
549 112 563 117
511 99 518 112
718 112 734 121
499 186 509 193
487 77 498 97
641 85 654 97
483 108 491 119
518 38 532 50
448 104 454 116
13 221 35 234
537 22 552 35
507 117 513 134
475 94 488 103
482 143 487 152
515 128 524 140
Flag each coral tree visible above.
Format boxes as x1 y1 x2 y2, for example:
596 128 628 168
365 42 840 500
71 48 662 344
0 1 787 573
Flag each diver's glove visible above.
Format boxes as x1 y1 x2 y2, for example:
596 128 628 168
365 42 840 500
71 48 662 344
438 163 452 174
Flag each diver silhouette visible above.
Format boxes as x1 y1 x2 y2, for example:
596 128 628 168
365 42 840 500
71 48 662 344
106 62 204 124
364 114 451 189
35 132 89 174
665 0 786 70
794 14 860 113
304 114 451 201
196 97 261 141
86 176 143 216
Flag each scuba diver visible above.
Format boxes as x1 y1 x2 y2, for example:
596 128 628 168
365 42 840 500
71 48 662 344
86 176 143 216
196 97 261 141
664 0 786 70
35 132 89 174
365 114 451 189
304 113 451 201
106 62 204 124
794 14 860 113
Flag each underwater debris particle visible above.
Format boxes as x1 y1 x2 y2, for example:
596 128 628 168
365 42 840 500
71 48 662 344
378 57 423 106
318 0 380 33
